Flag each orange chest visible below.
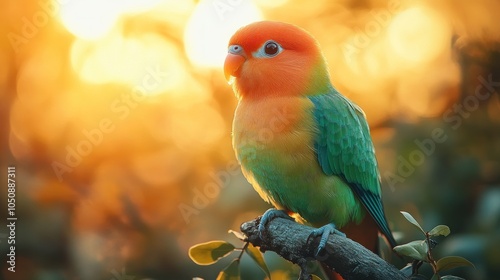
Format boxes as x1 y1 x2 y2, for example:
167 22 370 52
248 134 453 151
232 97 317 156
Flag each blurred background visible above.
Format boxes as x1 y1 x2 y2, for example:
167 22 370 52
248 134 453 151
1 0 499 279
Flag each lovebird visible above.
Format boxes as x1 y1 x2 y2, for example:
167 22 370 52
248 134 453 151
224 21 397 262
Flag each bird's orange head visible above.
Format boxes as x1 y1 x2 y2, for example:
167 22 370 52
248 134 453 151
224 21 332 99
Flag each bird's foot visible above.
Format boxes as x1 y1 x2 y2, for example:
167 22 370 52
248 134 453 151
307 223 346 257
258 208 293 239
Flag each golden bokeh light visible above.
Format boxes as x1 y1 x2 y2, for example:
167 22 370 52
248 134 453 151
59 0 163 40
70 33 186 95
253 0 289 8
59 0 121 40
395 63 460 118
167 103 226 151
184 0 263 68
388 5 451 66
132 148 191 186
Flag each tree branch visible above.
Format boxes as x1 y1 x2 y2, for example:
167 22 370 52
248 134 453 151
240 217 407 280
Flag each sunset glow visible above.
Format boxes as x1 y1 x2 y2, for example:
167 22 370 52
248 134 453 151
184 0 262 68
3 1 498 279
388 6 451 65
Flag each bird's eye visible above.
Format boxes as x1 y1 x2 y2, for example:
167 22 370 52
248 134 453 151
229 44 242 54
264 42 279 55
253 40 283 58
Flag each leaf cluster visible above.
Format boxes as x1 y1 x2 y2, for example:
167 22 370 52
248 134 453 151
188 231 270 280
395 212 474 280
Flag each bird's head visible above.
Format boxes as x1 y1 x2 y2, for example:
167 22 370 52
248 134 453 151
224 21 332 99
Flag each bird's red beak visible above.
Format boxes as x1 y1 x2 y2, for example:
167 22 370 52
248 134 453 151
224 53 246 82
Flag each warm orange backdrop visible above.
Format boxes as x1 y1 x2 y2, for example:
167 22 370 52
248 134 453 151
1 0 499 279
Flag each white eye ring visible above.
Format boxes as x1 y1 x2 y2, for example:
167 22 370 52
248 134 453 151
253 40 283 58
228 44 243 55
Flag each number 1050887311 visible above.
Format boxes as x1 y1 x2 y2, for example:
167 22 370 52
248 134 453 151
7 166 16 217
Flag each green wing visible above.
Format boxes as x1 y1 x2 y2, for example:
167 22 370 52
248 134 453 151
308 91 397 248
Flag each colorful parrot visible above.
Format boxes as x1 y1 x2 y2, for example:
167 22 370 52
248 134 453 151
224 21 397 261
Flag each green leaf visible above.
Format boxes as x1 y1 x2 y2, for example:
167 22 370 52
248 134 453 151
311 275 323 280
393 240 428 261
189 241 235 265
440 275 466 280
436 256 475 273
428 225 451 237
216 259 240 280
245 243 270 279
400 211 425 233
430 274 440 280
399 263 413 277
228 230 247 241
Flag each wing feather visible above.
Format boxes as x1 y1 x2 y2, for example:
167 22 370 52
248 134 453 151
308 91 397 248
